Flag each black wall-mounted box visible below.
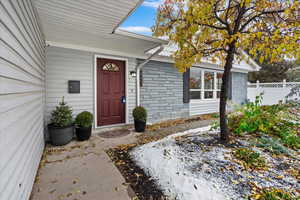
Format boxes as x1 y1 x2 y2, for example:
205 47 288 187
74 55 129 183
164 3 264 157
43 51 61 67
68 80 80 93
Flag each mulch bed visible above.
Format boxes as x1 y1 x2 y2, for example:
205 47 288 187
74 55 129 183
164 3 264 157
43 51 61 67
107 146 167 200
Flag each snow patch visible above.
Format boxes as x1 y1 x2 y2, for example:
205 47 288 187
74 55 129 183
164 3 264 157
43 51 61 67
131 126 230 200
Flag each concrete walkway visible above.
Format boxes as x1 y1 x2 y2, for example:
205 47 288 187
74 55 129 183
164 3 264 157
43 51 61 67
30 131 138 200
30 119 214 200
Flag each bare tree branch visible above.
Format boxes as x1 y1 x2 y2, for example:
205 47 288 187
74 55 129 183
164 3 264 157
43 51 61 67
213 1 232 33
239 9 285 32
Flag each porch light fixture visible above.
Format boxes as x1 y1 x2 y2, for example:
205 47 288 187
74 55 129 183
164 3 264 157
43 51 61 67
130 71 137 77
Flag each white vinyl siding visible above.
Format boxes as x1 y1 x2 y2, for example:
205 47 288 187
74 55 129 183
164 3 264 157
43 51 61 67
190 101 220 116
45 46 137 125
0 1 45 200
46 47 94 120
126 58 137 123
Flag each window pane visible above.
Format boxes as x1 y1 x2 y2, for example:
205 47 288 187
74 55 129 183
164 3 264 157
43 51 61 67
102 63 120 72
217 91 221 98
204 72 214 89
190 91 201 99
190 68 202 89
204 91 214 99
217 73 223 89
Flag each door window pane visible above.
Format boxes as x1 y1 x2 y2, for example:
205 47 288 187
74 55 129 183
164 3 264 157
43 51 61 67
102 63 119 72
204 72 214 89
190 68 202 89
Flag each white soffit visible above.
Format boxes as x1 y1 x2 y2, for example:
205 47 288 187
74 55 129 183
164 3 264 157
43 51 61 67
33 0 163 56
33 0 142 34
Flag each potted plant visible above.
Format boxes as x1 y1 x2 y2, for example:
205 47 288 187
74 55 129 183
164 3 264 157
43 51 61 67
48 97 74 146
133 106 147 132
75 111 93 141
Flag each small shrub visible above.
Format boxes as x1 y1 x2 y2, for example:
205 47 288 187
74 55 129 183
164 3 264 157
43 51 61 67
255 137 290 155
251 188 298 200
286 100 300 108
210 120 220 131
75 111 93 127
282 135 300 150
210 113 219 118
233 148 267 170
50 97 73 127
133 106 147 122
229 95 291 136
228 94 300 150
229 95 264 135
278 130 300 150
228 112 244 134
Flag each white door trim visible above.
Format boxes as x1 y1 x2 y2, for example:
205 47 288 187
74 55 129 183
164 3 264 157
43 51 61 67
94 54 129 128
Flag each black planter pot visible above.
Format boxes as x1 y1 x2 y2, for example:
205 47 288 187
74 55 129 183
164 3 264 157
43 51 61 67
134 119 146 132
48 124 74 146
75 126 92 141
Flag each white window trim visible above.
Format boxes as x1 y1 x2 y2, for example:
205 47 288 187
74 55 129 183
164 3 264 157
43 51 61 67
190 68 223 102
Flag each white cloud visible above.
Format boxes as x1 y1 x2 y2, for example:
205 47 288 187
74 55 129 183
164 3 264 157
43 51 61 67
119 26 152 33
142 0 164 8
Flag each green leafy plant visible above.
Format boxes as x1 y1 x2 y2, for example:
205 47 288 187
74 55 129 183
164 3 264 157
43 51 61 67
133 106 147 122
210 113 219 118
286 100 300 108
229 95 264 135
228 94 300 150
210 120 220 131
233 148 267 170
50 97 73 127
75 111 93 128
251 188 298 200
278 130 300 150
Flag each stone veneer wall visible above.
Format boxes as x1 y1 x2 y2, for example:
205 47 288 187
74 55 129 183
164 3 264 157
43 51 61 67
138 60 189 123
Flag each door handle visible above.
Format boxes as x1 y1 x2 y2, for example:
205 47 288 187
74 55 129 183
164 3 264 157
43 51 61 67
121 96 126 104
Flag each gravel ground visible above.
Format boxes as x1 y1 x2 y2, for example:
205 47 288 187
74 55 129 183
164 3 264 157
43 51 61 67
136 119 215 144
131 128 300 200
177 132 300 199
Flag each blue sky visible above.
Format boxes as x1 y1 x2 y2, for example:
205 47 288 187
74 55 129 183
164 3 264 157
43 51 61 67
120 0 163 36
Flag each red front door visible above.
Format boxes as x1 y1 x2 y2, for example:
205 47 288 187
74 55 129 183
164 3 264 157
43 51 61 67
97 58 125 126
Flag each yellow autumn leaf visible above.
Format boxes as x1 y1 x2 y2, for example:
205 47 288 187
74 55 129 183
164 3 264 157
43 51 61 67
253 194 261 199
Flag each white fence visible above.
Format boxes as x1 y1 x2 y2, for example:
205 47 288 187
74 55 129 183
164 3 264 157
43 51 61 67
248 80 300 105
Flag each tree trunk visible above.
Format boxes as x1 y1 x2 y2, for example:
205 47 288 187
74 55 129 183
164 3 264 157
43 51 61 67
219 43 236 143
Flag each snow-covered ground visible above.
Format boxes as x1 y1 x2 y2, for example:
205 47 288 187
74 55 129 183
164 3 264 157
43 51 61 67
130 126 299 200
131 126 230 200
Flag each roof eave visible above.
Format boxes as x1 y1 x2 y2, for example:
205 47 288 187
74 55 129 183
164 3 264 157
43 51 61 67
240 51 261 71
114 29 169 45
111 0 145 34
